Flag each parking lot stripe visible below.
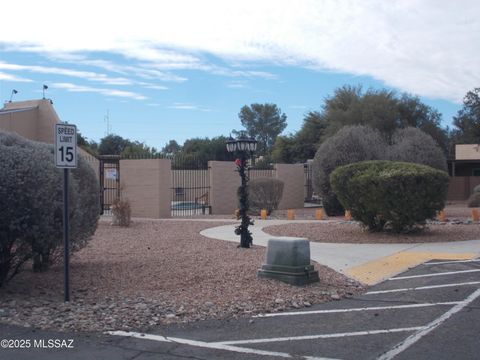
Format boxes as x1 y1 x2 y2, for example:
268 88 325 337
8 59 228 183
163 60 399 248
214 327 425 346
108 330 171 342
377 288 480 360
254 302 460 318
107 330 296 358
366 281 480 295
346 252 477 285
423 259 480 266
389 269 480 281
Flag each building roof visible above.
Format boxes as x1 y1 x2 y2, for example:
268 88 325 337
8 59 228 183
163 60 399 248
0 106 38 115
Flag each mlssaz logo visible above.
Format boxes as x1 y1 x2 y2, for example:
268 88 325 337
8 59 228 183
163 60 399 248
33 339 74 349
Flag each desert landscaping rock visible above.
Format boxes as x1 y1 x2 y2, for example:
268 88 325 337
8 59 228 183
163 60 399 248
264 222 480 243
0 220 364 332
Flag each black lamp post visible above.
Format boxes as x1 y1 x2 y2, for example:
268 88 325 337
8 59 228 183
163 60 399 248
226 136 257 248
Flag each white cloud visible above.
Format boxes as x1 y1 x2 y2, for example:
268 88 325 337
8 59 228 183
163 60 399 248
0 0 479 102
139 83 169 90
0 62 132 85
66 58 188 83
0 71 33 82
52 82 147 100
168 102 211 112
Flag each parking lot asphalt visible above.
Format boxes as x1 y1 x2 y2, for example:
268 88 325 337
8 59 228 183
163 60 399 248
1 258 479 359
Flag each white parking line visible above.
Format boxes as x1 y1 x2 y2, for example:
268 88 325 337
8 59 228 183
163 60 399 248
389 269 480 281
213 327 425 346
377 288 480 360
366 281 480 295
254 302 460 318
423 259 480 266
107 330 295 358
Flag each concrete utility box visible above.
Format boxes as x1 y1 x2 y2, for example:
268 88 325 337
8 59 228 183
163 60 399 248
257 239 319 286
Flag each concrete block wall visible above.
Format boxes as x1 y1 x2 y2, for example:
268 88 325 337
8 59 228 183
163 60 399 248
275 163 305 210
209 161 240 215
447 176 480 200
208 161 305 215
120 159 171 218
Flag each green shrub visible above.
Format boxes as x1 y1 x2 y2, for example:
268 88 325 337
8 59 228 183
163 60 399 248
248 178 284 215
0 131 99 285
331 160 449 233
312 125 447 216
467 192 480 208
312 126 387 215
387 127 447 172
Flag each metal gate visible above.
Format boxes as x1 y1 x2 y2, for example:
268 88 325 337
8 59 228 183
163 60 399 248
304 162 321 204
99 155 121 214
171 154 211 216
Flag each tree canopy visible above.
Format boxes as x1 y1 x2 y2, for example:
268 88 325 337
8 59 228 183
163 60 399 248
272 111 327 163
161 139 181 155
182 136 230 161
235 103 287 156
273 85 449 163
451 87 480 145
92 134 159 157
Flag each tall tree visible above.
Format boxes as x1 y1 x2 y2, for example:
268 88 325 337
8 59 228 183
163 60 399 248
98 134 130 155
181 136 231 165
236 103 287 156
76 131 99 155
122 141 159 157
272 111 327 163
451 87 480 145
161 139 181 155
397 94 448 153
98 134 158 157
273 86 449 163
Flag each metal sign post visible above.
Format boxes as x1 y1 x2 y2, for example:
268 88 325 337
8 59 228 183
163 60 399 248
54 123 77 302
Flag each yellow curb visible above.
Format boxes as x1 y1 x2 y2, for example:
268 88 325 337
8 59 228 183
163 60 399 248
346 252 478 285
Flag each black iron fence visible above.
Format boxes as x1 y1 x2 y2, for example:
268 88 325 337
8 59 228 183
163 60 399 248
170 154 211 216
304 162 321 204
98 155 121 214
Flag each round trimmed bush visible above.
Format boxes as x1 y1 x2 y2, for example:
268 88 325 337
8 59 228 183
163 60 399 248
467 192 480 208
0 131 99 285
387 127 447 172
331 160 449 232
312 126 387 215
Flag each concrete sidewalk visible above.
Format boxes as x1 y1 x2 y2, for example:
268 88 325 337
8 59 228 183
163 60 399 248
200 220 480 284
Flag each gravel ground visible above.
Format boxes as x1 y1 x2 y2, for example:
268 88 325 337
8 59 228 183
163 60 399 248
264 202 480 244
264 222 480 243
0 220 364 333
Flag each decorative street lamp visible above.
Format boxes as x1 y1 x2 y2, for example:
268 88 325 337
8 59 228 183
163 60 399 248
226 135 257 248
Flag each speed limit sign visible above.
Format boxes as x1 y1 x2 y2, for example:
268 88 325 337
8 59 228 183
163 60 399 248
55 123 77 168
54 122 78 302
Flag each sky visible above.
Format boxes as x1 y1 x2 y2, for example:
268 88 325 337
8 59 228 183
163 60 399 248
0 0 479 150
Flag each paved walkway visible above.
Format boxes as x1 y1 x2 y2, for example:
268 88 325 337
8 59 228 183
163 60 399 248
200 220 480 285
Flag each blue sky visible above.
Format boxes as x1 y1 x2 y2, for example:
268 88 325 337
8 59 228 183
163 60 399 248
1 0 479 150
